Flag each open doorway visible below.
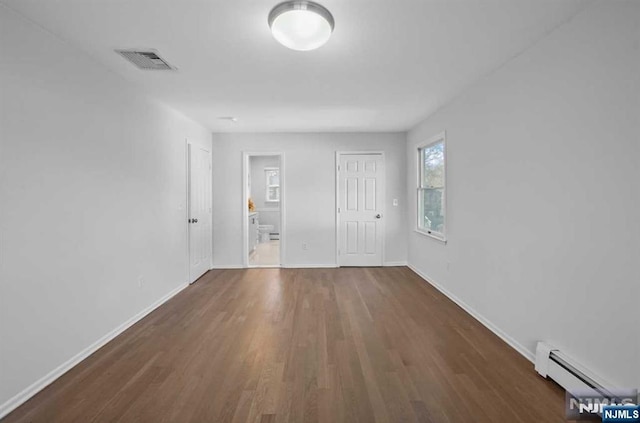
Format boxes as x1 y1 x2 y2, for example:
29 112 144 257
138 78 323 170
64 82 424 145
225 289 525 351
243 153 283 267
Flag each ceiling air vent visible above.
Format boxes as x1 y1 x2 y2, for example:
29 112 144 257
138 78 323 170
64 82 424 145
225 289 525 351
115 49 176 71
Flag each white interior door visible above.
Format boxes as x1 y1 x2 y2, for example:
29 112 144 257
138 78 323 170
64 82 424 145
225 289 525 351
188 144 212 283
338 153 384 266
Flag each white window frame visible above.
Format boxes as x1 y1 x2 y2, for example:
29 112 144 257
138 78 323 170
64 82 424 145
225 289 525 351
265 167 280 203
416 132 446 242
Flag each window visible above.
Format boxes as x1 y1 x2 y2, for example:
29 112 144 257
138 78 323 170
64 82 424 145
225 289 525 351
417 133 446 241
265 167 280 202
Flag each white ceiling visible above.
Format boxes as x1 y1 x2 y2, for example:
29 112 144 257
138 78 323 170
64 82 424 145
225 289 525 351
3 0 587 132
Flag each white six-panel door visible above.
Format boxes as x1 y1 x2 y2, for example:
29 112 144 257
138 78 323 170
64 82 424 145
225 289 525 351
338 153 384 266
188 143 212 283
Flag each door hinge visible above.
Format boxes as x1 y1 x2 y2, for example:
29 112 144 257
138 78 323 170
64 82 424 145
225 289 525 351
338 207 341 213
338 165 341 171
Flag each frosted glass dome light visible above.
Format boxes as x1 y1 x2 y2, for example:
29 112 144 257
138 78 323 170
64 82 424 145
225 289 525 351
268 1 335 51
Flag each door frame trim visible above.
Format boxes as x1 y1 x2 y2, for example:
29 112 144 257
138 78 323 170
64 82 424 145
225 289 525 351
186 139 213 284
242 152 285 268
335 151 386 267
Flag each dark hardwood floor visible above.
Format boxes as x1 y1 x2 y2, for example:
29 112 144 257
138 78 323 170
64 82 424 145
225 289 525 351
2 267 566 422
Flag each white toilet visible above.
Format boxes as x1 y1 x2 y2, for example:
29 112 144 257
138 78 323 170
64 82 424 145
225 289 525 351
258 225 274 243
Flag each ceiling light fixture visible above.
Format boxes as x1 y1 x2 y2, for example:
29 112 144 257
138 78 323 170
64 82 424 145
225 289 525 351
268 1 335 51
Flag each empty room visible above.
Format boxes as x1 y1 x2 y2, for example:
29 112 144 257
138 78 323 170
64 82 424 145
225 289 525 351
0 1 638 422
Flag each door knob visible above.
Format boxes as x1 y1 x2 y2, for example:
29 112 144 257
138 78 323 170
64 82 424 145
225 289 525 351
375 214 382 219
193 218 198 223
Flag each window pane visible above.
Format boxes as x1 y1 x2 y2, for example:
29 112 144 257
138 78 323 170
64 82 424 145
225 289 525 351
419 188 444 233
422 142 444 188
268 187 280 201
266 170 280 186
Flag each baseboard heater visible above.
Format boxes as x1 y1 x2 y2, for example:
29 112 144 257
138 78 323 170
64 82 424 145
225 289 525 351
535 342 617 401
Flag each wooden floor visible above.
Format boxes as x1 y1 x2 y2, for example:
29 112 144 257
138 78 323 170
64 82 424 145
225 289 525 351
3 267 567 423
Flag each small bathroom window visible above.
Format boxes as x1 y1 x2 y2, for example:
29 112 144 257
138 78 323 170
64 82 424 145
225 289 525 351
265 168 280 202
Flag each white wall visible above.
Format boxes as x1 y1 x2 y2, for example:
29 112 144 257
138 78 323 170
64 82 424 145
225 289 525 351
212 133 407 267
407 1 639 389
0 6 210 412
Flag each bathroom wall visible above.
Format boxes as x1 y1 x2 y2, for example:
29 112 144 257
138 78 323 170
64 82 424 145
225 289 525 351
249 156 281 234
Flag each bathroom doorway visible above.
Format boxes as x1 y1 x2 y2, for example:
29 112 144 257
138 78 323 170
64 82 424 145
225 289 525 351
243 153 284 267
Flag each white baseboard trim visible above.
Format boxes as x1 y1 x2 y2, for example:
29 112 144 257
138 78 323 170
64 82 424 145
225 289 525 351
383 261 408 267
406 263 535 363
210 265 245 269
281 264 339 269
247 265 281 269
211 263 407 270
0 282 189 420
212 264 341 270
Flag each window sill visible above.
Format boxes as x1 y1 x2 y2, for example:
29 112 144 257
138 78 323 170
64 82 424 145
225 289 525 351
415 229 447 244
